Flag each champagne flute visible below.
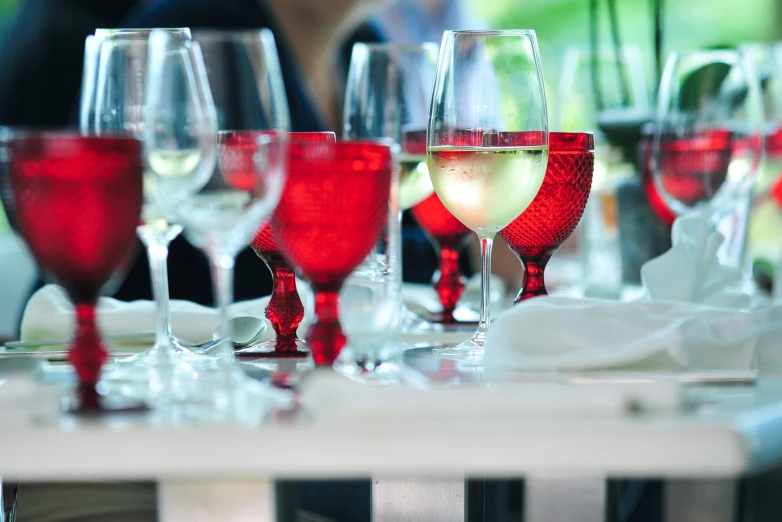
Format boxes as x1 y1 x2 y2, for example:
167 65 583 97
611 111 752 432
80 29 205 372
651 49 764 267
427 30 549 361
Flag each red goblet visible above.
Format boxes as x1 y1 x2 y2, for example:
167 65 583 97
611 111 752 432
765 129 782 210
405 129 471 324
411 193 471 323
9 133 143 410
639 132 677 227
219 131 336 358
653 129 733 210
500 132 594 302
273 141 392 366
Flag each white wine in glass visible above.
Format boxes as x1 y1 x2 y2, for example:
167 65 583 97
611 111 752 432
427 30 549 361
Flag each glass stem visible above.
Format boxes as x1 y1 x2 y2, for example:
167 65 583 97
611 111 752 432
145 238 174 352
210 252 236 365
478 234 494 335
72 303 107 409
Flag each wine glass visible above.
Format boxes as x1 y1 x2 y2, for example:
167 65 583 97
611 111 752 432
80 28 209 373
142 31 219 378
740 43 782 281
272 141 393 366
8 133 143 411
651 49 764 267
407 130 472 324
427 30 549 361
500 132 594 302
177 30 289 373
218 131 335 359
558 45 651 296
343 42 439 333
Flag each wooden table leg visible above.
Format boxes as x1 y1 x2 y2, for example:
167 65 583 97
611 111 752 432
372 476 465 522
158 478 275 522
525 475 606 522
665 479 737 522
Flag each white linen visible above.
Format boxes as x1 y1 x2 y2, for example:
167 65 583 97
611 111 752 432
484 211 782 373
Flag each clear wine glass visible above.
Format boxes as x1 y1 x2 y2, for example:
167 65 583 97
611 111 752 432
80 28 206 375
179 30 289 377
343 42 439 333
651 49 764 264
427 30 549 362
142 31 219 381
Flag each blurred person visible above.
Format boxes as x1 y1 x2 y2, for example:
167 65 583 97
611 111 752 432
0 0 141 126
375 0 486 44
111 0 395 307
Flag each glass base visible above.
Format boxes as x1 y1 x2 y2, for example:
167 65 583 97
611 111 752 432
235 339 309 359
432 329 486 365
333 340 404 385
113 337 200 368
401 304 440 334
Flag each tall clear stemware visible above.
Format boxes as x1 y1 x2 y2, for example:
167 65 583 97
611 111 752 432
343 42 439 334
179 30 290 380
79 28 214 376
651 49 764 268
427 30 549 362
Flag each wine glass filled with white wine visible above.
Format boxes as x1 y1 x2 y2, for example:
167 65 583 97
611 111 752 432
427 30 549 361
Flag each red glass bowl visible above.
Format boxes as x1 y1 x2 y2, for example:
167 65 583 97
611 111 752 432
273 140 392 366
500 132 594 302
10 133 143 409
220 131 336 358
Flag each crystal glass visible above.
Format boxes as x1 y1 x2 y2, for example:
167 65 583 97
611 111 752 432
272 141 393 366
80 28 209 373
343 42 439 333
500 132 594 302
408 130 471 324
652 49 764 267
9 134 143 410
219 131 335 359
427 30 549 362
558 46 651 297
179 30 289 371
741 43 782 283
141 32 219 378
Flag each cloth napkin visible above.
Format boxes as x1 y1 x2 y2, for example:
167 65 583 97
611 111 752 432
18 276 497 346
484 211 782 373
19 285 282 346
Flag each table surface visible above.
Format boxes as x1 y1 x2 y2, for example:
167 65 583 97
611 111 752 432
1 346 782 481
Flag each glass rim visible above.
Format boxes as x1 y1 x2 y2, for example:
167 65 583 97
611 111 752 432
191 28 275 41
94 27 191 39
8 131 142 151
353 42 439 52
444 29 537 37
550 132 595 152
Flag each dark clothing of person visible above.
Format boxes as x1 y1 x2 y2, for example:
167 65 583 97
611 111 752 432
0 0 139 128
113 0 439 307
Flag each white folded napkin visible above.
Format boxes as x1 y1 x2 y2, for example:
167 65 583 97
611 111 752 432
484 211 782 373
19 285 282 346
19 276 492 347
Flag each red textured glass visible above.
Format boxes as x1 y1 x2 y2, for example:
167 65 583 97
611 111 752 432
766 129 782 209
639 134 677 227
272 141 392 366
654 129 733 209
405 128 470 323
9 134 143 410
500 132 594 302
220 131 336 358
